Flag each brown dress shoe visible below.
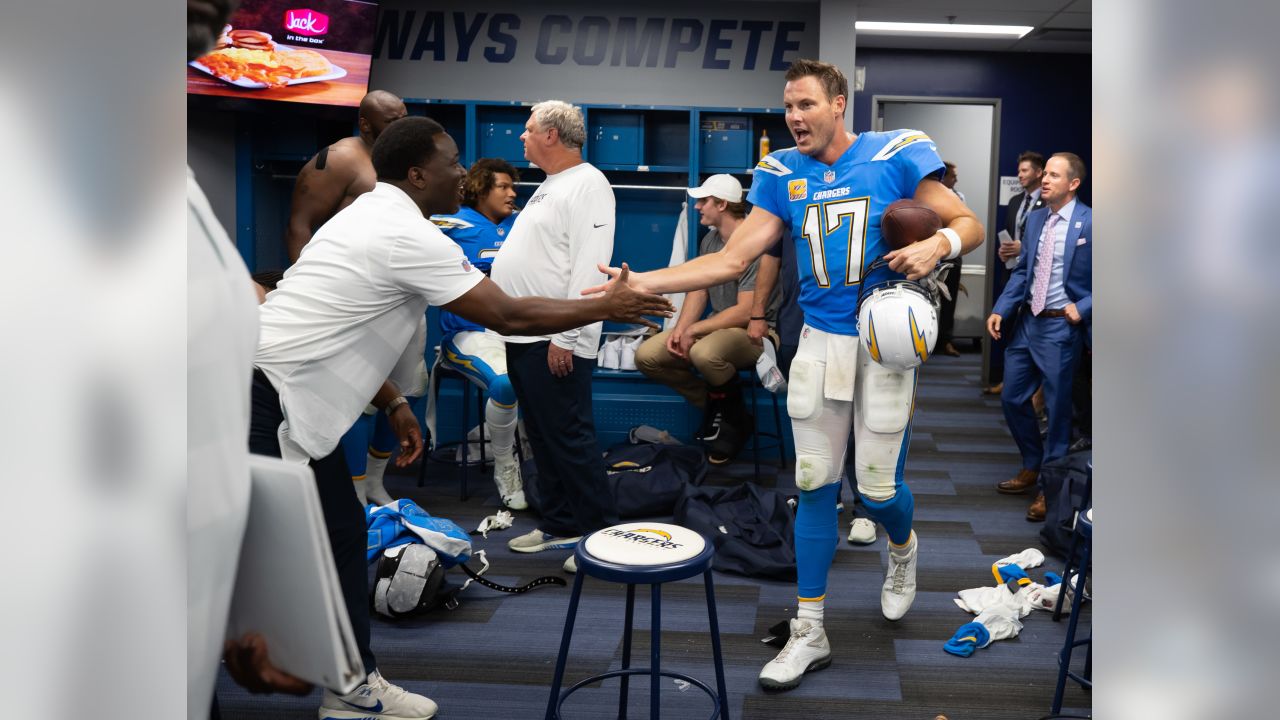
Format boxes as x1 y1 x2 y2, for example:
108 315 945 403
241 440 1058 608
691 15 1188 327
997 468 1039 495
1026 492 1047 522
982 382 1004 395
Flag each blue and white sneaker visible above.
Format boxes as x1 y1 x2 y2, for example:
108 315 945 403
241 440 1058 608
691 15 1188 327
507 529 581 553
318 669 436 719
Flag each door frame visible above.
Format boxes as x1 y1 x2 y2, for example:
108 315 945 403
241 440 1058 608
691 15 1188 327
871 95 1002 380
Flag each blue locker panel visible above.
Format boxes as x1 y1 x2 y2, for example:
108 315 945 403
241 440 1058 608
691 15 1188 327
589 112 643 166
646 111 690 168
700 115 751 171
478 107 528 161
418 103 468 160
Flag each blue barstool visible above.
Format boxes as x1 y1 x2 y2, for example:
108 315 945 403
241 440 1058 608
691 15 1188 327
1051 506 1092 714
546 522 730 720
419 350 487 501
744 370 787 482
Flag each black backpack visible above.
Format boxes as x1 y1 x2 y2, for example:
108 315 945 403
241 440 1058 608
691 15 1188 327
525 440 707 519
1038 449 1092 558
674 482 797 581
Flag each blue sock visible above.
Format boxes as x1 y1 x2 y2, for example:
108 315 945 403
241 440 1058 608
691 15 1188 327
860 483 915 545
340 413 375 478
795 484 841 600
994 563 1030 586
944 621 991 658
370 411 399 455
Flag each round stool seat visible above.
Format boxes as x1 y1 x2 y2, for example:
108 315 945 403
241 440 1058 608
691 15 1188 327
578 522 714 584
1077 508 1092 539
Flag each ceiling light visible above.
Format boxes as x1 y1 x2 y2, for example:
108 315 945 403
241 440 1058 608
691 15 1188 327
856 21 1033 39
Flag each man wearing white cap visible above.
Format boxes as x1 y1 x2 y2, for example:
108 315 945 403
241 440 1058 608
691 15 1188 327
635 174 778 464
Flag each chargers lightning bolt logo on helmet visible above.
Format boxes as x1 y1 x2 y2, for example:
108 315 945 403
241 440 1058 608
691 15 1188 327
908 307 929 363
865 313 882 364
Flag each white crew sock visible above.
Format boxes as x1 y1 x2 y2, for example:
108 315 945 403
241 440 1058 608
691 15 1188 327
365 452 393 505
797 596 825 627
486 399 518 465
889 530 917 558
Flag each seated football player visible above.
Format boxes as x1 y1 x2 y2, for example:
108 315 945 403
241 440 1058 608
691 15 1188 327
431 158 527 509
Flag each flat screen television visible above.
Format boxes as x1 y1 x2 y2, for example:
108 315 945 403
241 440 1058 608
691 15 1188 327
187 0 378 107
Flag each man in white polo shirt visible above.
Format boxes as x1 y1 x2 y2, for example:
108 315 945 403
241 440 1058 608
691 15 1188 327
252 116 671 720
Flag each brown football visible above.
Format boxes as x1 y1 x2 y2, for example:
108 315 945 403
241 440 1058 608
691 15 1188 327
881 199 942 250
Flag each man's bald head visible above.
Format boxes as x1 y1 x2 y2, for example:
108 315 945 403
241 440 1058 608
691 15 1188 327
358 91 407 142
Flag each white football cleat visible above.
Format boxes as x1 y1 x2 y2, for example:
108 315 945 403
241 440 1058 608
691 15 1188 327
493 458 527 510
881 533 919 621
847 517 877 545
318 669 437 719
758 619 832 691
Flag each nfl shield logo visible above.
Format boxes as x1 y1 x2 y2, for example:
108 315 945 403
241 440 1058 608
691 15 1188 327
462 259 473 272
497 227 505 236
823 170 836 183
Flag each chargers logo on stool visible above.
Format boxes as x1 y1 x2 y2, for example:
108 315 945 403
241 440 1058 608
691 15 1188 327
585 522 705 566
600 527 683 550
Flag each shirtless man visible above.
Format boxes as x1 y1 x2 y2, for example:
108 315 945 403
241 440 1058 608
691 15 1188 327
283 89 411 506
284 89 408 262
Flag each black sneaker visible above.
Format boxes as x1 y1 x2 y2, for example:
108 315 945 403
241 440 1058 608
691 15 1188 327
695 409 723 442
709 413 753 465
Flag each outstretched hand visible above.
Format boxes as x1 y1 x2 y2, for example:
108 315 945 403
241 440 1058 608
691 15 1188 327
598 263 673 330
582 262 654 297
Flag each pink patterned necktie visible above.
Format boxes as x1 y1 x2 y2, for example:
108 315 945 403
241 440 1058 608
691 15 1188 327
1029 213 1061 315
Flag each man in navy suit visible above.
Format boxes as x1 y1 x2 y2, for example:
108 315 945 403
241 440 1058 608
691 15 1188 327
986 153 1091 521
985 151 1046 393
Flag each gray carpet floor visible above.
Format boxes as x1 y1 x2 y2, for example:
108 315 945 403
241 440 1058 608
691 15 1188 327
216 351 1092 719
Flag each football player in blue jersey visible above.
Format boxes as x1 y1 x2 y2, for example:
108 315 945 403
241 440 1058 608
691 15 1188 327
589 59 984 690
429 158 529 509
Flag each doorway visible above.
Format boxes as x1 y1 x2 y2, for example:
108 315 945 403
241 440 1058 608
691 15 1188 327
872 96 1000 372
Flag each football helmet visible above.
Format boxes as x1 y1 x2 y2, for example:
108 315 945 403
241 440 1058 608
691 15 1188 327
857 279 939 372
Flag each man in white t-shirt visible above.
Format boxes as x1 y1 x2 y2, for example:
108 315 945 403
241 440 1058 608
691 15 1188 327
490 101 619 573
252 116 671 720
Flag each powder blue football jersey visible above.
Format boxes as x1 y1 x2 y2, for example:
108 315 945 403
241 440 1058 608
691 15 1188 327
747 130 944 336
431 206 517 338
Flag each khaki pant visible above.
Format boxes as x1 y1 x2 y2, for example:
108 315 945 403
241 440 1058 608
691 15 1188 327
635 327 770 408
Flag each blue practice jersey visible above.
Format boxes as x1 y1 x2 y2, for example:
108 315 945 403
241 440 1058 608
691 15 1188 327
747 130 944 336
430 206 517 338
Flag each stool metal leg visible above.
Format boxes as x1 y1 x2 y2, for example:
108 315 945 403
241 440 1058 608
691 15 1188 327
460 382 471 501
703 571 730 720
546 571 586 720
771 393 785 468
618 584 635 720
650 584 661 720
1049 525 1080 620
750 378 761 481
475 385 486 498
1052 540 1091 715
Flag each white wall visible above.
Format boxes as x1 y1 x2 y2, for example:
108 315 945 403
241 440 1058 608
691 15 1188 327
880 100 996 338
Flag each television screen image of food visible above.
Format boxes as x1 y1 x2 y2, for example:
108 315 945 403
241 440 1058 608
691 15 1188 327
187 0 376 107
